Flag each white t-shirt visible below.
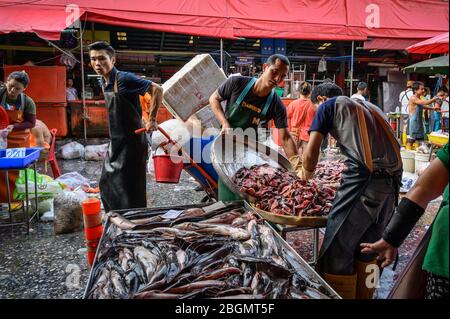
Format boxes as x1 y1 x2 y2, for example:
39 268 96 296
350 93 366 102
441 98 449 118
399 89 413 114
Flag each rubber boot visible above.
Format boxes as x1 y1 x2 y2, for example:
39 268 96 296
323 272 357 299
355 259 378 299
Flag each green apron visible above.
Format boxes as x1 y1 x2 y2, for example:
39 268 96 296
218 78 275 201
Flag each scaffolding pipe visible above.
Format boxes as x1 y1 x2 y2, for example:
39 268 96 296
80 25 87 141
350 40 354 96
220 38 224 70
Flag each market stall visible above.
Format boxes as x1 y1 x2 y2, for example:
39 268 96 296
84 201 340 299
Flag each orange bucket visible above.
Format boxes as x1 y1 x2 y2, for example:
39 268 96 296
85 224 103 241
153 154 184 183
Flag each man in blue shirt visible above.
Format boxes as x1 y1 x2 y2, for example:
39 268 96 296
301 83 402 299
88 41 163 211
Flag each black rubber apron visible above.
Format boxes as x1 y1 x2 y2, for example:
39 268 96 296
317 99 402 273
99 71 148 212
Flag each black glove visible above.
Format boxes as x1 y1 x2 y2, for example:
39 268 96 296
382 197 424 248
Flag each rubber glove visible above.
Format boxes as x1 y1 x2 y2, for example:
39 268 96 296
299 167 314 180
288 155 303 177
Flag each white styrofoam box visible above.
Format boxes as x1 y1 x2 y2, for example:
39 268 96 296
194 105 221 129
162 54 227 121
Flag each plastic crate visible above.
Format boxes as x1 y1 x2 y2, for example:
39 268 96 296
427 134 449 145
0 147 42 169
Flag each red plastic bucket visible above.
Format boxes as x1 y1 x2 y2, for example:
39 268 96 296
153 154 184 183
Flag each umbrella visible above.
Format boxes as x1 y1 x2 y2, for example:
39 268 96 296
403 55 449 75
406 32 449 54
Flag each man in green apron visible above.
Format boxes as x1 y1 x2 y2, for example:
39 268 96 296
88 41 163 212
300 83 403 299
209 54 301 201
361 143 448 299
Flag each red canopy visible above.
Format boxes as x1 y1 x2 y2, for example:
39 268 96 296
0 0 448 41
406 32 449 54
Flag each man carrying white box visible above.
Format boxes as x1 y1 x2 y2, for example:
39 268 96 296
209 54 301 201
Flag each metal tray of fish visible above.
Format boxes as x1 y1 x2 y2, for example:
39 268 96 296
210 133 292 203
83 201 340 299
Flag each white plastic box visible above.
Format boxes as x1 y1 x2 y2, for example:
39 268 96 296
162 54 227 122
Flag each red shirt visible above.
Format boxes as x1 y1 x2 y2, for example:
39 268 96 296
287 97 316 142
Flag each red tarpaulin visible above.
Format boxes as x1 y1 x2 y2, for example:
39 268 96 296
363 38 424 51
406 32 449 54
0 0 448 41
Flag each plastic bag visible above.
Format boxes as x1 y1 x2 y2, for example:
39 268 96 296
84 143 109 161
147 156 155 177
60 141 85 159
400 171 419 193
14 169 64 200
56 172 90 190
53 189 87 234
0 130 7 149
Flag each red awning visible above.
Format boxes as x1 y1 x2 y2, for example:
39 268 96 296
363 38 424 51
0 2 84 40
406 32 449 54
0 0 448 41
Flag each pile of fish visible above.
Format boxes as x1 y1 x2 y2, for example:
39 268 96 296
232 164 338 216
311 160 346 188
86 206 333 299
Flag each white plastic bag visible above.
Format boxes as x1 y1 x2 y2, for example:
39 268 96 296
84 143 109 161
56 172 90 190
60 141 85 159
147 156 155 177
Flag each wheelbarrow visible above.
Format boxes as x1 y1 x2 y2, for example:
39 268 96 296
135 126 218 199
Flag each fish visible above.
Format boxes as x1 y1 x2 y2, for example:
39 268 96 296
109 213 137 230
88 267 110 299
176 249 188 270
254 272 272 295
166 280 227 294
191 245 235 274
196 267 242 281
198 210 241 225
133 246 160 282
242 263 255 287
210 294 265 299
110 268 127 298
215 287 253 297
133 290 182 299
175 223 250 241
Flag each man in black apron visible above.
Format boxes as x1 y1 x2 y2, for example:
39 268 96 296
88 41 163 212
209 54 301 201
300 83 403 299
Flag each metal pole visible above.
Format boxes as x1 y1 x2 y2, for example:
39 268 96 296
220 38 224 70
80 24 87 141
350 40 354 96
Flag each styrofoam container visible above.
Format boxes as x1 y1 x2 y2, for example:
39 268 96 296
400 149 415 173
162 54 227 121
194 105 221 129
414 152 431 173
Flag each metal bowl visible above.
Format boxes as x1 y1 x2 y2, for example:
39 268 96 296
210 132 292 202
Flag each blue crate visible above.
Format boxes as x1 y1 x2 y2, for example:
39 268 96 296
0 147 43 169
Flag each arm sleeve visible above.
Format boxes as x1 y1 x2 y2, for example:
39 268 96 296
308 99 334 136
217 76 238 100
273 98 288 129
120 72 152 96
